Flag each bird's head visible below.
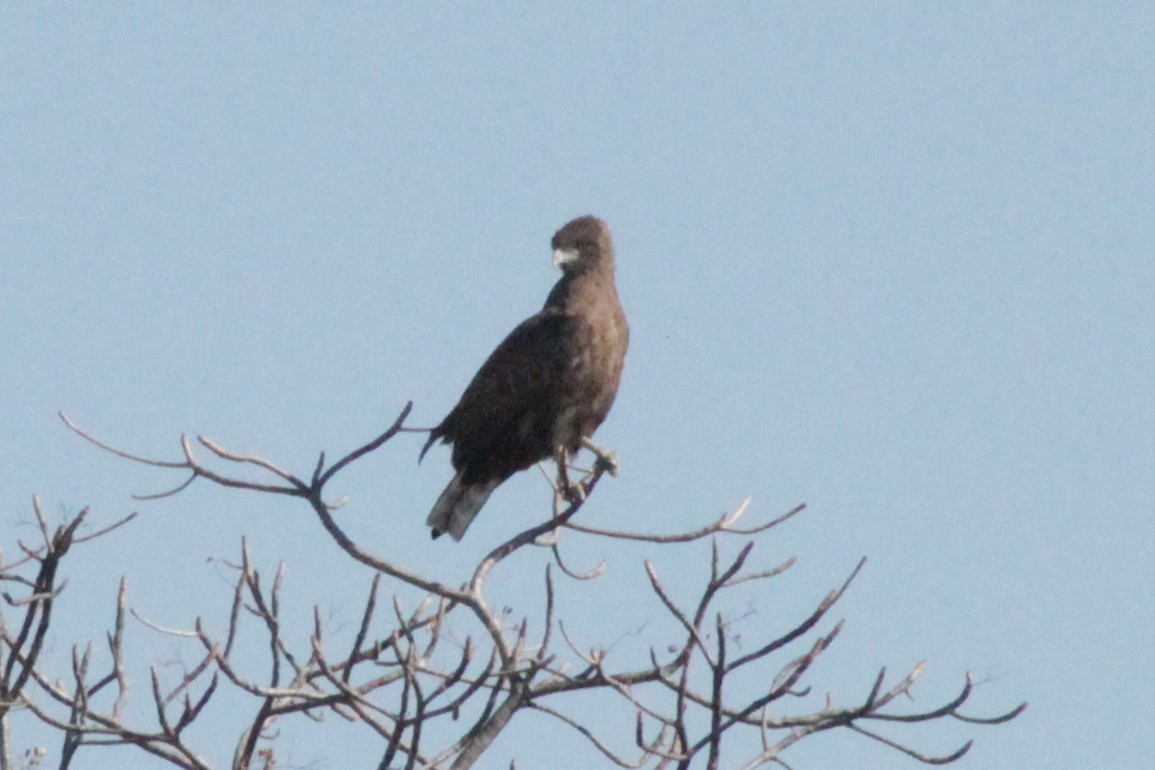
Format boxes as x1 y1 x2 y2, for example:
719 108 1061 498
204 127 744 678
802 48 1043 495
551 215 614 275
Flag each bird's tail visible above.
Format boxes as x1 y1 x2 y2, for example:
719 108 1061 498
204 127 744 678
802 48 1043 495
427 472 499 541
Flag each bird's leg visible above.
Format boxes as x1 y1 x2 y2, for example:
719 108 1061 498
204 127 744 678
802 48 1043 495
554 445 586 504
581 436 620 478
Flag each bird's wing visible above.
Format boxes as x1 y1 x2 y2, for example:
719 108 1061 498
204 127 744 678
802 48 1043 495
450 309 573 434
423 309 577 477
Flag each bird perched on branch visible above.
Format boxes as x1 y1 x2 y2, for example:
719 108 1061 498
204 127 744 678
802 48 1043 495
420 215 629 540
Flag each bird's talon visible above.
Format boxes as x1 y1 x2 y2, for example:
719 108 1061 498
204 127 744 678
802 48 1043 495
594 449 620 477
563 481 587 504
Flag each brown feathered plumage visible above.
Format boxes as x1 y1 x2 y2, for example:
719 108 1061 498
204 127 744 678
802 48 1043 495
420 216 629 540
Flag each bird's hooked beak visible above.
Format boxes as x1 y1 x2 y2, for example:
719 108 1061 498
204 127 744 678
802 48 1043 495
552 246 580 270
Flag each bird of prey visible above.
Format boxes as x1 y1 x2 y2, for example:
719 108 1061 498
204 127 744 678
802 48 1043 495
420 215 629 540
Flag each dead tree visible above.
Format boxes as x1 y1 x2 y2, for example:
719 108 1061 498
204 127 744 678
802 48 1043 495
15 404 1024 769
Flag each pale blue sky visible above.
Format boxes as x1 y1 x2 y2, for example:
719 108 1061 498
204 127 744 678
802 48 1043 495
2 4 1152 768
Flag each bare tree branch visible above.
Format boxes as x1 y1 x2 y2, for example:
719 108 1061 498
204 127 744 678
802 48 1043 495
29 408 1025 769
